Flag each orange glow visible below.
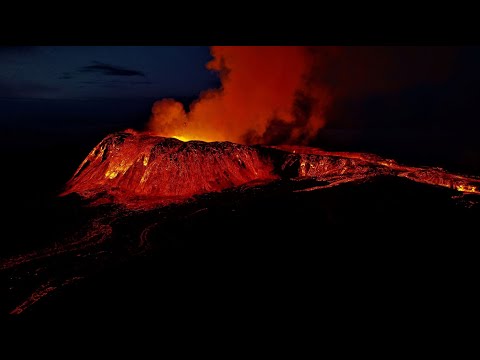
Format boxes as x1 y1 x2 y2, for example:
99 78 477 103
171 135 191 142
457 184 477 193
147 46 329 144
63 131 480 208
63 131 277 205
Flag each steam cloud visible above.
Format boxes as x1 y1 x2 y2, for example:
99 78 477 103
148 46 330 144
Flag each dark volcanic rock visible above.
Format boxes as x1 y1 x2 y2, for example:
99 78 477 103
3 130 480 318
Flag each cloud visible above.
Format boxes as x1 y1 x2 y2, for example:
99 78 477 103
80 80 152 85
78 80 153 90
78 61 145 77
58 72 73 80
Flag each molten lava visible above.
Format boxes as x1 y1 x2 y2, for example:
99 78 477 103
62 130 480 208
63 130 276 204
171 135 192 142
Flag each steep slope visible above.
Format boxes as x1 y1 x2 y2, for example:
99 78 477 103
63 130 276 201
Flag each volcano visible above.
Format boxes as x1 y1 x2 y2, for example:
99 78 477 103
3 129 480 317
62 129 480 207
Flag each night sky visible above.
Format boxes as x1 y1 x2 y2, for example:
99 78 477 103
0 46 218 99
0 46 220 145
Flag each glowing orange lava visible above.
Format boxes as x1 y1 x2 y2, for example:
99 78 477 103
171 135 191 142
62 131 480 209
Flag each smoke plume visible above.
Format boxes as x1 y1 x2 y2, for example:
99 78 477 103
148 46 330 144
148 46 455 144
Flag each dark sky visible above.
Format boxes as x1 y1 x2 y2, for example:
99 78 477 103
0 46 218 100
322 46 480 131
0 46 221 142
